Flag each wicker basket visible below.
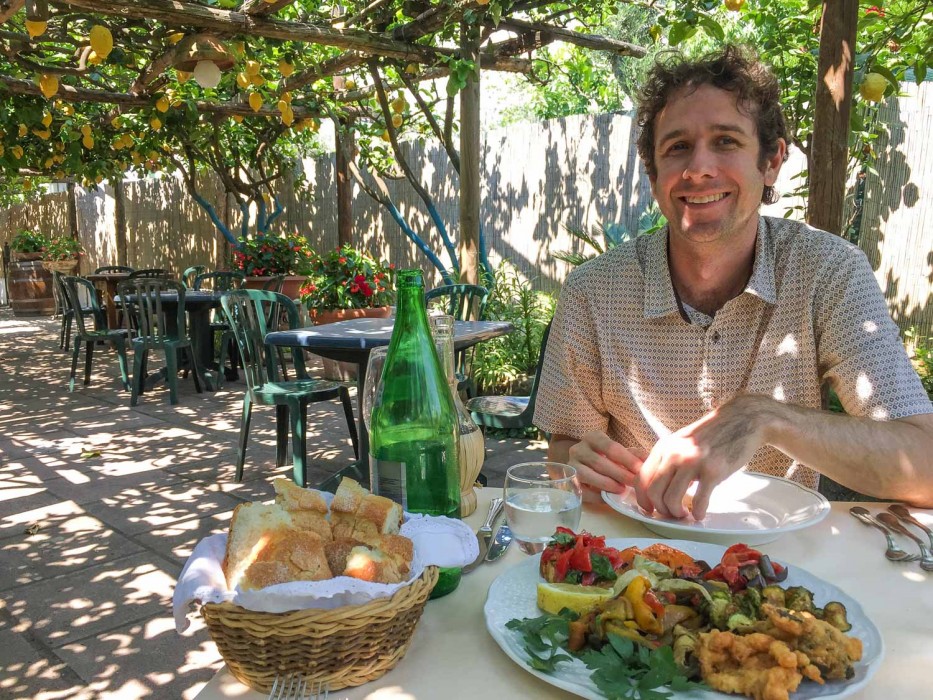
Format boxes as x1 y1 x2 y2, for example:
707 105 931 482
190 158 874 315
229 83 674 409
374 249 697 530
200 566 438 693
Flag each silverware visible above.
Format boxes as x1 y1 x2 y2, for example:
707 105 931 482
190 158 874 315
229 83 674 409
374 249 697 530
267 674 328 700
485 523 513 561
463 497 503 574
849 507 919 562
887 503 933 548
877 512 933 571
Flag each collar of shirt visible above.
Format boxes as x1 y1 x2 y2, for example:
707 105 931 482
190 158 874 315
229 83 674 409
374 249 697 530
640 216 779 320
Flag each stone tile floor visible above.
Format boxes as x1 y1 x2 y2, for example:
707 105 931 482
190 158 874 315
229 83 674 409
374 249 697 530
0 309 547 699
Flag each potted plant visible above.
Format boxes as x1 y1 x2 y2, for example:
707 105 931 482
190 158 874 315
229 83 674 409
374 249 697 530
231 229 314 298
299 245 396 379
8 229 55 316
42 235 83 274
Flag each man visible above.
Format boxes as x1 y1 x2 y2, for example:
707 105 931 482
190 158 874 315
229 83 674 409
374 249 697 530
534 45 933 520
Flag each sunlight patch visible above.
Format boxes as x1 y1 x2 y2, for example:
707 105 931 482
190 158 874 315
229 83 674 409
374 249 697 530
856 373 874 401
772 384 785 401
775 333 798 357
862 319 878 333
58 470 91 485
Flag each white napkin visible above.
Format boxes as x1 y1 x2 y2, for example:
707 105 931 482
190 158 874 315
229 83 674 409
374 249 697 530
173 497 478 634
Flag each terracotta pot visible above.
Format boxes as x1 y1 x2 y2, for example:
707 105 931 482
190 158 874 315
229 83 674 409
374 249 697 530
311 306 393 381
243 275 307 299
42 259 79 274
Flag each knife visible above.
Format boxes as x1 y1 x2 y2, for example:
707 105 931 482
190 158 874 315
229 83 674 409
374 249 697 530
463 498 503 574
485 522 513 562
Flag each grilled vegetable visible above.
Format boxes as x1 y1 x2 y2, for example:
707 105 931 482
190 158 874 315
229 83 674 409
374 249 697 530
821 601 852 632
785 586 816 613
761 584 787 607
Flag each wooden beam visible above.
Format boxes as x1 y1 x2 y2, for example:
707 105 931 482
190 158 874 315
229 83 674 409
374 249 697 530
807 0 858 235
494 18 647 57
0 1 26 25
240 0 294 16
58 0 458 65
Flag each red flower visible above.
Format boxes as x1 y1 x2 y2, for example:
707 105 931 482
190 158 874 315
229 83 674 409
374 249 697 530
350 284 359 293
388 263 395 270
360 282 373 297
865 5 884 17
354 274 366 283
339 256 347 264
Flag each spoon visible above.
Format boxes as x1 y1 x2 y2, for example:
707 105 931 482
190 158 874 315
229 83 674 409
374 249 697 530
849 507 918 562
887 504 933 549
877 512 933 572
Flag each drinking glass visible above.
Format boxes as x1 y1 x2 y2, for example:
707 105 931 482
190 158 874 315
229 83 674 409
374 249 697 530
504 462 583 554
362 346 388 432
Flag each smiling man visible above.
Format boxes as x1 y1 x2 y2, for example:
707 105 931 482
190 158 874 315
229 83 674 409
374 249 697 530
535 45 933 519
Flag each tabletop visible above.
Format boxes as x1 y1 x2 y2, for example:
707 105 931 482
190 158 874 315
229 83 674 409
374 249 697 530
194 490 932 700
113 290 224 308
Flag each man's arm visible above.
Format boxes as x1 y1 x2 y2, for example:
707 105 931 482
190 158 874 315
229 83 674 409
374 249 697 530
549 432 645 503
635 394 933 519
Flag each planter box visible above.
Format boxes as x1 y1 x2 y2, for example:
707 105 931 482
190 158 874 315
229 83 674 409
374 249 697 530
43 259 79 274
311 306 393 381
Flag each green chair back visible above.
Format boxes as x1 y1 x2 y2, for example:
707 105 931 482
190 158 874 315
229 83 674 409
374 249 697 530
194 271 245 292
182 265 208 288
94 265 135 274
61 276 107 335
425 284 489 321
128 268 169 279
117 278 188 346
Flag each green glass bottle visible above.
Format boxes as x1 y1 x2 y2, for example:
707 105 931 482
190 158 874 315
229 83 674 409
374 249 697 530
369 269 461 598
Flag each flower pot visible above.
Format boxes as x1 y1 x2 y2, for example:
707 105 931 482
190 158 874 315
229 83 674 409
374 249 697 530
311 306 393 381
243 275 307 299
9 259 54 316
42 259 79 274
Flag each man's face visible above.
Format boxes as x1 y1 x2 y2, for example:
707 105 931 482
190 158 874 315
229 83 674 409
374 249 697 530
649 84 785 246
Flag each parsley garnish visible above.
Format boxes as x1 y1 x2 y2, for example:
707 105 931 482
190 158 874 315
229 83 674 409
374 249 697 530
550 531 576 547
505 609 577 672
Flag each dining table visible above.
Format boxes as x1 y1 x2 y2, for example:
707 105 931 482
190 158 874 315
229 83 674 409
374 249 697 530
86 271 132 329
194 489 932 700
264 316 514 492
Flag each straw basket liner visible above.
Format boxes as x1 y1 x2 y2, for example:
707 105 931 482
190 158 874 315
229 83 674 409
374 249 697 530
200 566 439 693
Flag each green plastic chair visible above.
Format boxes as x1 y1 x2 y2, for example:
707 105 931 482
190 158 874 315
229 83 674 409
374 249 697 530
466 321 551 431
425 283 490 397
221 289 359 486
54 271 95 351
61 276 131 392
117 278 205 406
128 268 170 279
94 265 135 274
195 271 246 381
182 265 208 289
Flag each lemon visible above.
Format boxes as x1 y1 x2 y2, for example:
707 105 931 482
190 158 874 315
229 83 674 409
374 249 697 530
33 129 51 140
245 60 261 77
80 124 92 136
111 116 122 129
230 41 246 58
404 63 419 75
282 91 292 103
44 156 54 168
167 32 185 45
150 117 162 131
345 78 356 91
26 19 47 39
61 103 74 116
248 92 263 112
724 0 745 11
177 70 191 84
278 59 294 78
11 146 23 159
860 73 889 102
156 96 170 113
88 50 102 65
232 114 243 123
381 129 391 142
89 25 113 59
281 107 294 126
276 99 288 113
41 112 53 127
82 135 94 149
391 113 403 128
38 73 59 98
250 73 265 87
536 582 616 616
18 123 28 137
391 96 406 114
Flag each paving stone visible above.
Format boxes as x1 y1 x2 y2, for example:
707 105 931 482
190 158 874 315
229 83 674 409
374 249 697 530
132 511 233 565
56 613 222 700
0 513 145 591
0 625 94 700
42 465 183 506
1 453 90 484
0 492 84 536
2 551 178 649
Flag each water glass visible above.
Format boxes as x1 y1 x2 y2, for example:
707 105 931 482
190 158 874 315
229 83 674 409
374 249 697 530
504 462 582 554
362 346 388 432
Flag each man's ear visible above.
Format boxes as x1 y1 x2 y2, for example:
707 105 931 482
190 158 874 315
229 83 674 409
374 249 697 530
763 138 787 186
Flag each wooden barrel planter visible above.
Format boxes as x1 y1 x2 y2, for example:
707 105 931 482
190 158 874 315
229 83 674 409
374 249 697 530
9 255 55 316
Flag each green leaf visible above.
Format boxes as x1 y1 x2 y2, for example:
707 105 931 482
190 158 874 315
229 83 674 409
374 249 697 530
699 18 724 42
915 61 927 85
668 22 689 47
871 64 900 92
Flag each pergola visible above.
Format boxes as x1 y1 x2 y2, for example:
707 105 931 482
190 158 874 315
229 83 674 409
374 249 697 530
0 0 646 282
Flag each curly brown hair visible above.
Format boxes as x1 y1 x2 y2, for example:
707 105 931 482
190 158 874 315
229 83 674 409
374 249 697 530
636 44 789 205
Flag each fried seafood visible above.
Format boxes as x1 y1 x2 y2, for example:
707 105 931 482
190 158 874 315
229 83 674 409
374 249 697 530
695 629 822 700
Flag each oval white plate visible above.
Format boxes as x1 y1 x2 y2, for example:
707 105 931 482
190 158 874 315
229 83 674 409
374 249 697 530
602 471 830 545
485 538 883 700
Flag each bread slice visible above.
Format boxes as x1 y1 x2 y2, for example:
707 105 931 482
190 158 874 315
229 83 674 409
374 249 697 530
223 502 295 590
273 477 333 541
331 477 368 514
324 537 362 577
240 530 332 590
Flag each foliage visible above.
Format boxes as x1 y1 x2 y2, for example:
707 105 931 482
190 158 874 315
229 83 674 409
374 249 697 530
231 230 313 276
555 205 666 267
299 244 395 312
472 261 555 397
42 235 82 261
904 328 933 397
9 229 47 254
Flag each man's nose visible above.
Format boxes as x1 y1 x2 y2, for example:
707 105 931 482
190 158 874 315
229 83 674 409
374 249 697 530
682 144 717 180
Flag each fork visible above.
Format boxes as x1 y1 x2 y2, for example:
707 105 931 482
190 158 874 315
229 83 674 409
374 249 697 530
267 674 329 700
849 507 919 562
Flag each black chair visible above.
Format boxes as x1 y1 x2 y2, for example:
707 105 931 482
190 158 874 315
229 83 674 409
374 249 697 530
53 271 95 350
182 265 208 289
425 283 490 397
466 321 551 432
94 265 135 274
61 276 130 392
128 268 169 279
220 289 359 486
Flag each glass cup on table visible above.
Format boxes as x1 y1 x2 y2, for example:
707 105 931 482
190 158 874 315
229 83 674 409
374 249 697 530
362 346 388 432
504 462 583 554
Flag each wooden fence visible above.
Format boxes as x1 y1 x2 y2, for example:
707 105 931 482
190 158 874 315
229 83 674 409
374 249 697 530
1 83 930 335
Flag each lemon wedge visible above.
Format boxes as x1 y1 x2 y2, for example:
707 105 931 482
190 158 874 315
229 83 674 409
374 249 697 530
536 582 615 616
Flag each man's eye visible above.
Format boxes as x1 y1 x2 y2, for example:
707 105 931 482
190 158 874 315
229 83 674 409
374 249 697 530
718 136 738 146
667 142 688 153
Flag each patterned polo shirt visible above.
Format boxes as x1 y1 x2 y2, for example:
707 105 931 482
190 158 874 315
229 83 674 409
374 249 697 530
534 216 933 489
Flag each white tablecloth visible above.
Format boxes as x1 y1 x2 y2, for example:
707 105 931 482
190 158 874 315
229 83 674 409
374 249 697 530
195 490 932 700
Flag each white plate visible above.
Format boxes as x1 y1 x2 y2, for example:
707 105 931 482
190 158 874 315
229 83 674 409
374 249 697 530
602 471 830 545
485 538 883 700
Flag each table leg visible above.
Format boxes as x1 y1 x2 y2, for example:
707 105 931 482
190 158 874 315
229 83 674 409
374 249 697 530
316 359 370 493
187 308 216 391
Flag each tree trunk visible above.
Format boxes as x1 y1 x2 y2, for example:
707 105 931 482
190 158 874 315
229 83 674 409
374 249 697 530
458 20 481 286
807 0 858 236
335 119 355 247
112 181 128 266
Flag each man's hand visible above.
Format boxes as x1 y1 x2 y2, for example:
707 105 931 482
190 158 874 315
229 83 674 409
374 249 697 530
551 431 646 503
635 395 773 520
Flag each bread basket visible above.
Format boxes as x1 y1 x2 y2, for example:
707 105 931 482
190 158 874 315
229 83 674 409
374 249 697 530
200 565 438 693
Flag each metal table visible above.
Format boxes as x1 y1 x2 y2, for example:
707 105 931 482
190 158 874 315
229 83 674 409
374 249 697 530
265 317 514 491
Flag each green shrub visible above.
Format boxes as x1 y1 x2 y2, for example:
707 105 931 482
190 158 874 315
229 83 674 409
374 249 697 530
905 328 933 398
473 261 555 396
10 229 48 254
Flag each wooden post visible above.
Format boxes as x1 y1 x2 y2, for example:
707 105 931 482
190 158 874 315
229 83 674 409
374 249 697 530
458 20 481 285
807 0 858 236
113 180 128 266
66 181 79 241
335 117 355 247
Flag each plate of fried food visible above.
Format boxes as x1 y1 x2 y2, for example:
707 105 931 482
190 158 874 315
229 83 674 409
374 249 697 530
601 471 831 545
485 531 882 700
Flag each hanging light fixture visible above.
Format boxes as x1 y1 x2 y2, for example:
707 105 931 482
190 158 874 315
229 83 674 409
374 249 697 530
172 35 234 89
